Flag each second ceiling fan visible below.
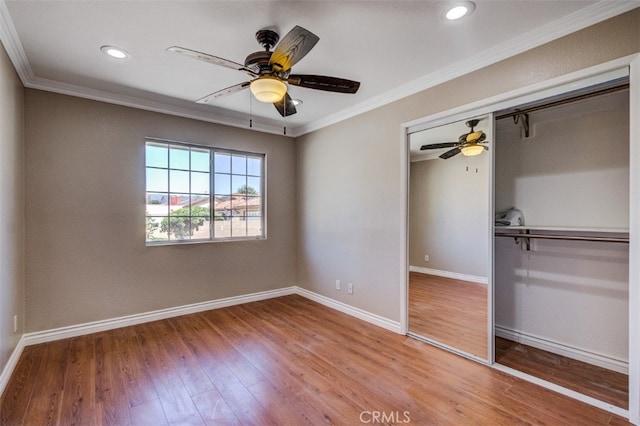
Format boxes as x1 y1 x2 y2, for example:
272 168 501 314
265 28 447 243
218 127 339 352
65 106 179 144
420 119 489 159
168 25 361 117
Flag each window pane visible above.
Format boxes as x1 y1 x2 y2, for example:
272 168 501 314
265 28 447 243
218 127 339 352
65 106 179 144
214 197 232 220
190 216 211 240
215 153 231 173
146 193 169 216
146 216 168 242
247 216 262 237
170 146 190 169
231 217 247 237
191 172 209 194
247 157 261 176
214 216 231 239
215 173 231 195
232 155 247 175
168 195 190 215
146 168 168 192
247 176 261 195
146 143 168 168
164 215 192 241
246 196 262 216
232 175 246 194
190 198 210 217
231 196 246 216
170 170 189 193
191 149 209 172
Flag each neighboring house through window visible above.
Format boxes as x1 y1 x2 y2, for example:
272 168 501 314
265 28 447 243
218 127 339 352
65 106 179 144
145 139 264 244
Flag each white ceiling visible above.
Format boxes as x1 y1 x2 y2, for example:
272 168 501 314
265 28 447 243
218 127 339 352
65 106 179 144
0 1 637 137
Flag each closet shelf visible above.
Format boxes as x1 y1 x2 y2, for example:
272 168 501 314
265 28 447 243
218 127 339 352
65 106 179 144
494 226 629 249
495 225 629 234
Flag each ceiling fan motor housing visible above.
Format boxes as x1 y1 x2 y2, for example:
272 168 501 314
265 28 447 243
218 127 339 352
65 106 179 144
245 51 273 74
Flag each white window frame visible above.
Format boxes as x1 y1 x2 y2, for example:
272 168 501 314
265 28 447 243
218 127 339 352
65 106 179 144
145 138 266 245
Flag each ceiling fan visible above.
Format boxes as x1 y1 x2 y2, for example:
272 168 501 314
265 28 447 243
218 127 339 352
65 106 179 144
167 26 361 117
420 119 489 159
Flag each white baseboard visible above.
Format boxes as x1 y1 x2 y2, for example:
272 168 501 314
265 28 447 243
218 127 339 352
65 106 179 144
296 288 402 334
24 287 297 346
495 325 628 374
21 285 402 347
0 336 25 399
2 285 399 400
409 266 488 285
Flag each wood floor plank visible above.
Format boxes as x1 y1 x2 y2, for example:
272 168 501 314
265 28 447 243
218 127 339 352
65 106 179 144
0 347 38 425
114 326 160 409
94 331 132 426
58 336 97 425
24 340 70 426
0 294 631 425
134 321 204 425
129 398 168 426
496 337 629 410
191 388 240 426
409 272 488 359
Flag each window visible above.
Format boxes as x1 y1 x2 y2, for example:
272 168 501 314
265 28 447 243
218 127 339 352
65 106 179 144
145 140 264 244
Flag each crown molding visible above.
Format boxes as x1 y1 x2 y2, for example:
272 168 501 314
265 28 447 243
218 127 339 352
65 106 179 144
291 0 640 137
26 75 289 136
1 0 637 139
0 0 33 83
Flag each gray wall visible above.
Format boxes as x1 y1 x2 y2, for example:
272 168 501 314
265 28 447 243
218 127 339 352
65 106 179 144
296 10 640 323
25 90 297 331
0 43 24 376
409 121 490 278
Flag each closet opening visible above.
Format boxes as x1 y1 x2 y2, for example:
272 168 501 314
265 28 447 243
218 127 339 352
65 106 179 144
493 77 630 410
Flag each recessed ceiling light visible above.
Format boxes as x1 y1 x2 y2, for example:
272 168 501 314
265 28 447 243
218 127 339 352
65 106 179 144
292 99 303 106
445 2 475 20
100 45 129 59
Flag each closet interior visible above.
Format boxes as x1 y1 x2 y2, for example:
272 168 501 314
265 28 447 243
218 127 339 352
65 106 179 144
492 79 630 409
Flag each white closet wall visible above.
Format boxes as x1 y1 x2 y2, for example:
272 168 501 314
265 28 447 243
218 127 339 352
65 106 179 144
494 89 630 369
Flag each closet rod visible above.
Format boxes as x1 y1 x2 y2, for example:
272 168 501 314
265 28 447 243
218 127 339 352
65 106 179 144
494 82 629 120
494 232 629 244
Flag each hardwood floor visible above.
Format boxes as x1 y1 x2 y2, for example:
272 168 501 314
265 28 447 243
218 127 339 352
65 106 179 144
495 337 629 410
1 295 629 425
409 272 488 359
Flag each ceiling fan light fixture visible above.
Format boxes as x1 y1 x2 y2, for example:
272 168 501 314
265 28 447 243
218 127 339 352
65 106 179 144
460 144 484 157
250 77 287 103
445 2 475 20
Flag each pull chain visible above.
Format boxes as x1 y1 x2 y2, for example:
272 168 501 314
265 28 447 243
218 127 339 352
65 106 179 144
249 92 253 128
283 98 287 135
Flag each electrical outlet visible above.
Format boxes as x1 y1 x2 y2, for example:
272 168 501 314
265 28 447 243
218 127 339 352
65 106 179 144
13 315 17 333
336 279 341 291
424 255 429 262
348 283 353 294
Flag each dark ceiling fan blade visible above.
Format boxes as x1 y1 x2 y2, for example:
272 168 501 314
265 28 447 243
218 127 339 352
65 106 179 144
196 81 251 104
269 26 319 72
288 74 360 94
439 147 462 159
273 93 297 117
420 142 458 150
167 46 258 76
